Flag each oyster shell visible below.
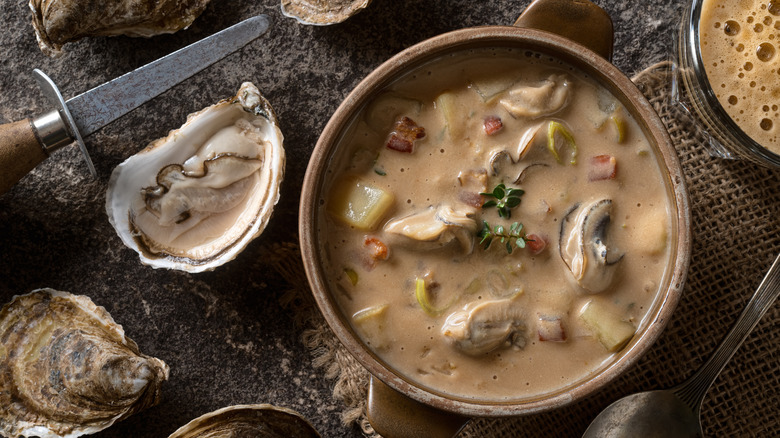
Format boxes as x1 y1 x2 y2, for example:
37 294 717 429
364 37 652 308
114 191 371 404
168 404 320 438
29 0 211 56
106 82 285 272
281 0 372 25
0 288 169 438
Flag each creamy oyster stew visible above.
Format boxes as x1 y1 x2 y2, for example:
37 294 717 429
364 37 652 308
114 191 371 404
318 48 673 400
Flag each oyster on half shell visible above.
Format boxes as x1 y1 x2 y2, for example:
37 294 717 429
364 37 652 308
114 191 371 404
0 288 169 438
106 82 285 272
281 0 372 25
168 404 320 438
29 0 211 56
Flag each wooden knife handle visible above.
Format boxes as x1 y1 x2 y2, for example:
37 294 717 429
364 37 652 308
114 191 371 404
0 118 48 194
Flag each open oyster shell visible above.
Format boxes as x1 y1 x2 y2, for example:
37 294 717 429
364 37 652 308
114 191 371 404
281 0 372 25
168 404 320 438
106 82 285 273
0 288 169 438
29 0 212 56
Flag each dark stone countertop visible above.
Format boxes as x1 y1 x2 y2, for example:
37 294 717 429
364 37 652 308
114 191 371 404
1 0 693 437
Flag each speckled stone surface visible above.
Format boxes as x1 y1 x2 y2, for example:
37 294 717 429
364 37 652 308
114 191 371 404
0 1 686 437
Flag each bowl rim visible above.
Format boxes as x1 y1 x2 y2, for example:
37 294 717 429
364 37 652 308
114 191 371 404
299 24 692 417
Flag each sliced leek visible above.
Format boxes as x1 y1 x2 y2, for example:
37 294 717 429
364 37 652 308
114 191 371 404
415 278 451 316
547 121 577 165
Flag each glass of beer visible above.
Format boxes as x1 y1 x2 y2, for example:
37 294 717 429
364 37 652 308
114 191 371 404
677 0 780 168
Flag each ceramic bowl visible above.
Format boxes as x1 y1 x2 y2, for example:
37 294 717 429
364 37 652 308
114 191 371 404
300 1 691 436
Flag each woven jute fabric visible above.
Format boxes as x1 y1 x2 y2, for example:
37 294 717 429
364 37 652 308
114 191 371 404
273 62 780 437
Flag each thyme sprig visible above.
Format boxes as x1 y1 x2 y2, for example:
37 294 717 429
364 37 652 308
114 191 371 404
481 183 525 218
478 220 532 254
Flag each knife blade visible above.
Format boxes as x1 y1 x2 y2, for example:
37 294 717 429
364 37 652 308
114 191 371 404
0 14 271 195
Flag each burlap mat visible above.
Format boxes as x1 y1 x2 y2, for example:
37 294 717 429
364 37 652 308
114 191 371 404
272 61 780 437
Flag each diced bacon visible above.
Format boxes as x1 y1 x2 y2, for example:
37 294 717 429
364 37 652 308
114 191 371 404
458 191 484 208
588 154 617 181
537 314 567 342
386 135 414 152
385 116 426 153
483 115 503 135
525 233 547 255
362 236 389 270
398 117 426 139
456 169 488 208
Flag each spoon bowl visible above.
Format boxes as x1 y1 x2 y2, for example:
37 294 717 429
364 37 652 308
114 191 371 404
584 391 699 438
583 253 780 438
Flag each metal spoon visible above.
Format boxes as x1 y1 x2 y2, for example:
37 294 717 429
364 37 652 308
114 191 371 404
583 253 780 438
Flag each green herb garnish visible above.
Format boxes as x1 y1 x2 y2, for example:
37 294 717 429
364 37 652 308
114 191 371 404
478 220 532 254
480 183 525 218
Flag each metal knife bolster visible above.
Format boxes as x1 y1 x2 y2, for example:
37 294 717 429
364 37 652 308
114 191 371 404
31 110 72 155
30 69 95 176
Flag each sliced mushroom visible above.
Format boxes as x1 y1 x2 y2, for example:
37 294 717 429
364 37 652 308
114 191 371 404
559 199 624 293
383 205 477 253
441 295 526 356
499 74 572 118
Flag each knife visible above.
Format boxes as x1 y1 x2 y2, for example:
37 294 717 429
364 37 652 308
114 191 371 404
0 14 271 195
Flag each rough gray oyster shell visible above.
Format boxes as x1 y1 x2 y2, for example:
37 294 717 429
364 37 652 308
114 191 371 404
0 288 169 438
29 0 212 56
168 404 320 438
281 0 372 25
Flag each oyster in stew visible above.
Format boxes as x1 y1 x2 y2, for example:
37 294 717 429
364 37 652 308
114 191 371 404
168 404 320 438
559 199 624 293
0 288 169 438
29 0 211 56
281 0 371 25
106 82 285 272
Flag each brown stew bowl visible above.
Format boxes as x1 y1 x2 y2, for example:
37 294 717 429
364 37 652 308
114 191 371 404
299 0 691 436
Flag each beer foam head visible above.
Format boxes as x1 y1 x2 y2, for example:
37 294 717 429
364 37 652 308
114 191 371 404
699 0 780 153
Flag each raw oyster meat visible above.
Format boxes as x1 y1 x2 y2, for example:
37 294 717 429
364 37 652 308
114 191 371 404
281 0 371 25
29 0 211 56
106 82 285 273
168 404 320 438
0 288 169 438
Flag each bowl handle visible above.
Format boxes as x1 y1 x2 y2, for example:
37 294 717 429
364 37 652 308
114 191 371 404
514 0 614 61
367 376 469 438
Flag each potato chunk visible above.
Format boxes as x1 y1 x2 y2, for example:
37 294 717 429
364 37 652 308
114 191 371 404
327 175 394 230
435 91 463 139
353 304 389 349
579 299 635 352
632 208 669 255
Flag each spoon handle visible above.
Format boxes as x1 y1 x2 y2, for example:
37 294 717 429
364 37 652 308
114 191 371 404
673 253 780 412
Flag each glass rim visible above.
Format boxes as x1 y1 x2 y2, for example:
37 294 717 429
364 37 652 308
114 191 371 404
682 0 780 166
